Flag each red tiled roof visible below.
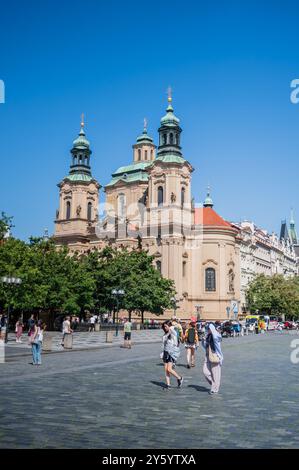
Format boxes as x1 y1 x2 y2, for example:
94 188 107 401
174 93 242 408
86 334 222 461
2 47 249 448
194 207 233 229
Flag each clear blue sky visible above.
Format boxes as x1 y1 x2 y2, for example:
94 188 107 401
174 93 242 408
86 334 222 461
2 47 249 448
1 0 299 240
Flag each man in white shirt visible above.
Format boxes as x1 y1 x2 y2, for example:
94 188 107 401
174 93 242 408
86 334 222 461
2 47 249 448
61 316 73 346
89 315 96 332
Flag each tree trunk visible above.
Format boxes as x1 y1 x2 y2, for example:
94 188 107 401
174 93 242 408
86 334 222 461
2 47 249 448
141 310 144 325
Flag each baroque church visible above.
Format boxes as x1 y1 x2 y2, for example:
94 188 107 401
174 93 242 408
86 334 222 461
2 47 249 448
54 95 241 321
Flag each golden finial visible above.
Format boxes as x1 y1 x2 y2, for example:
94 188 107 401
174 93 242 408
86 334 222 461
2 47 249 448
81 113 85 128
167 86 172 103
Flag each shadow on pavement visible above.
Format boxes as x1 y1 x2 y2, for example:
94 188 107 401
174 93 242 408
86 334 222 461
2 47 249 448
151 380 168 389
188 384 210 393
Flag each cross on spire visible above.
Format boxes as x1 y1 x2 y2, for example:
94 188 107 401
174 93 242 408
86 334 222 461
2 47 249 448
81 113 85 128
143 117 147 131
167 86 172 103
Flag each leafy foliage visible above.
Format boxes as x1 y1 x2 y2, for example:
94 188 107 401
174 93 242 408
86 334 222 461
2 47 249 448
246 274 299 319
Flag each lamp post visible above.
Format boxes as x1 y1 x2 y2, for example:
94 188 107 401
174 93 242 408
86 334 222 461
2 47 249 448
1 276 22 343
112 289 125 337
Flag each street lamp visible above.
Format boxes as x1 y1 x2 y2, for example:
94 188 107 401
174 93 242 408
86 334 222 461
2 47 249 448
112 289 125 337
1 276 22 343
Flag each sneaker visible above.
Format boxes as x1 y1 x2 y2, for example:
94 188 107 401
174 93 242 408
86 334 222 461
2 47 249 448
177 376 184 388
187 364 191 369
209 390 218 395
164 385 171 391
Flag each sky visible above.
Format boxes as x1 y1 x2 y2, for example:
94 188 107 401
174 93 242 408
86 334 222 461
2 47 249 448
0 0 299 240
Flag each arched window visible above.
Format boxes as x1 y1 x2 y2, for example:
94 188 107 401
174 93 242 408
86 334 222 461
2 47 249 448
79 155 82 164
66 201 71 220
181 187 185 208
87 202 92 221
73 156 77 165
157 186 164 207
145 150 148 160
150 149 153 159
176 134 180 145
163 133 167 145
156 260 162 273
138 149 141 161
169 133 174 144
205 267 216 291
118 193 126 218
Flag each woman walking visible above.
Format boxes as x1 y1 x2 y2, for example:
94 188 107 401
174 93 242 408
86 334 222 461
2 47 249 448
184 321 199 368
202 323 223 395
161 321 184 390
30 320 45 366
15 318 24 343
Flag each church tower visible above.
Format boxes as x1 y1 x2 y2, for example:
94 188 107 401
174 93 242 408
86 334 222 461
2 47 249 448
147 91 193 210
54 116 101 248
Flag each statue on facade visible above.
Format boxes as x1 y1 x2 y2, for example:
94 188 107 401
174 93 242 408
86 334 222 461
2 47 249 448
56 209 59 219
170 192 176 203
228 270 235 292
76 205 82 216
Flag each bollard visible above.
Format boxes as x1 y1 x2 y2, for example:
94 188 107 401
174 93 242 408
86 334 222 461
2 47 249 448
42 333 53 351
95 323 100 332
106 331 113 343
64 333 73 349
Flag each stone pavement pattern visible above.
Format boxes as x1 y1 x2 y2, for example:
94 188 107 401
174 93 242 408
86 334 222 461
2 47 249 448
1 332 299 448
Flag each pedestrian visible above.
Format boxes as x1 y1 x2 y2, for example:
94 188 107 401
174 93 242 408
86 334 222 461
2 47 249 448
202 323 223 395
30 320 45 365
15 318 24 343
27 314 35 333
160 321 183 390
0 314 7 341
61 315 73 346
123 318 132 348
184 321 199 368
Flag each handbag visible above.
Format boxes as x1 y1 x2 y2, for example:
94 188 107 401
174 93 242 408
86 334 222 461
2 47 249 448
208 345 220 364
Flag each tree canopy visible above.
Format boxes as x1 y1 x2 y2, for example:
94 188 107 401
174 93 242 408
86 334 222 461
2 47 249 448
246 274 299 319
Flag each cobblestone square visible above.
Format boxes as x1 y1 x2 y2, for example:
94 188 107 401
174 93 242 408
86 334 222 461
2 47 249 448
1 332 299 449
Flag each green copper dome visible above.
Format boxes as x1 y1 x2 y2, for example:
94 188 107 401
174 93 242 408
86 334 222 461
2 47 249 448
65 173 93 182
72 126 90 149
160 104 180 126
136 128 154 144
156 154 186 164
203 187 214 208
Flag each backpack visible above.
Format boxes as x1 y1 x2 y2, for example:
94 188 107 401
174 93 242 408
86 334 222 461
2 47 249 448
173 326 182 345
187 327 196 345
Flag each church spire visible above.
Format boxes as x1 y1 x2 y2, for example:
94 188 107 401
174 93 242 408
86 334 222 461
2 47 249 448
157 88 183 159
289 208 298 244
133 118 156 163
69 115 92 177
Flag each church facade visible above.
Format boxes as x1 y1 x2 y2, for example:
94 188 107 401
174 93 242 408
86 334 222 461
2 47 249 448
54 97 241 321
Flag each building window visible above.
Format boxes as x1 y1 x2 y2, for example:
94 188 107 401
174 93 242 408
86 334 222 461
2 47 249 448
157 186 164 207
87 202 92 221
205 267 216 291
66 201 71 220
181 187 185 208
163 133 167 145
151 149 153 159
118 193 126 218
145 150 148 160
138 149 141 161
156 260 162 273
182 261 186 277
176 134 180 145
169 133 174 144
79 155 82 164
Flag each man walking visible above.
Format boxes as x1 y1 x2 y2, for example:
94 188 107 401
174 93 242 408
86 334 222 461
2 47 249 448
61 316 73 347
123 318 132 349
